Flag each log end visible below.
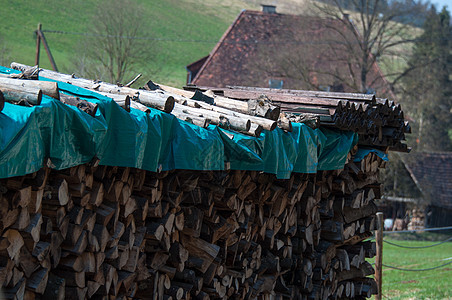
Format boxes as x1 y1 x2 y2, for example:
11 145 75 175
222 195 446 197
287 121 293 132
51 82 60 101
164 96 175 113
91 103 99 117
0 91 4 112
269 121 277 131
37 90 43 106
124 95 131 112
269 106 281 121
254 125 264 137
245 119 251 132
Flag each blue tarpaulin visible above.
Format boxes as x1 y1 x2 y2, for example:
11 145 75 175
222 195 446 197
0 66 359 179
354 148 388 162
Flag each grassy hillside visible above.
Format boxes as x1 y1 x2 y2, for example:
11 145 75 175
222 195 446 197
0 0 264 87
0 0 412 88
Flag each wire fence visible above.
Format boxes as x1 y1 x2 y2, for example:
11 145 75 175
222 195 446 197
375 226 452 273
383 225 452 234
383 236 452 249
382 260 452 272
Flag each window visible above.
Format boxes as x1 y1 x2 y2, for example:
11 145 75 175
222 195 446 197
269 79 283 89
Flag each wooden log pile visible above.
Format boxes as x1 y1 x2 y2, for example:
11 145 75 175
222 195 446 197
0 148 384 299
0 62 410 299
4 64 410 150
7 64 285 137
187 86 410 153
407 208 425 230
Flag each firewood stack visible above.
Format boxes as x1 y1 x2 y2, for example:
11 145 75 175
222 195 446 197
186 86 410 153
407 208 425 230
6 63 285 137
0 147 384 299
5 64 409 150
0 63 409 299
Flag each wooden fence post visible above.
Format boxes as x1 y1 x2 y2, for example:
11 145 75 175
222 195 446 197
375 212 384 300
35 23 42 66
34 24 59 72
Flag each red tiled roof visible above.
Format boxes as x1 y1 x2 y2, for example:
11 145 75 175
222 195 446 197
191 10 393 97
404 152 452 209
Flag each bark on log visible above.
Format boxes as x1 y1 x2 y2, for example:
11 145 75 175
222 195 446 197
0 86 42 105
183 98 276 131
173 103 251 132
0 138 384 299
11 63 174 113
95 92 131 112
0 77 59 100
60 94 98 117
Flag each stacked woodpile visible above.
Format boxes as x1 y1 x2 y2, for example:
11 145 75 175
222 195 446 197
0 148 383 299
185 86 410 153
5 63 409 152
6 63 284 137
0 63 409 299
407 208 425 230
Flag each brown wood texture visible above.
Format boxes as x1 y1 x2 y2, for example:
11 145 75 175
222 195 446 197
8 64 408 146
0 150 382 299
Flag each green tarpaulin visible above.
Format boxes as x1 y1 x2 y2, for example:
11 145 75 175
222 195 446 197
0 66 357 179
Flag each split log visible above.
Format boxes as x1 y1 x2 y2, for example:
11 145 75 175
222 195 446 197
0 146 385 299
43 273 65 300
171 110 209 128
94 91 132 112
130 100 151 114
152 83 280 121
26 268 49 294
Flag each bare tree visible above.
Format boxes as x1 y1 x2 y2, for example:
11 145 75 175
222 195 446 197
311 0 429 94
84 0 151 84
253 0 428 95
255 16 372 93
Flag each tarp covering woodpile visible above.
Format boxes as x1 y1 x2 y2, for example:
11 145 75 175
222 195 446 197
0 64 360 180
0 63 407 299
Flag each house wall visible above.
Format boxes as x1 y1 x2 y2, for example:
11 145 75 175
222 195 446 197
426 205 452 228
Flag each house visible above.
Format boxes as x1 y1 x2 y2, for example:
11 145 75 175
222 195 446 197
187 5 394 97
402 152 452 227
380 151 452 229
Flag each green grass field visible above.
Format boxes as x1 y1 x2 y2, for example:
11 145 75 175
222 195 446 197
0 0 259 87
369 235 452 299
0 0 416 88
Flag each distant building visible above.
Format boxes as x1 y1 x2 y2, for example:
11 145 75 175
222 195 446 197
187 5 394 97
380 152 452 229
403 152 452 227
